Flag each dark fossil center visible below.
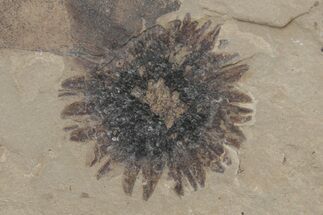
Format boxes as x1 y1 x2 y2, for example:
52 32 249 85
61 14 253 199
89 56 211 161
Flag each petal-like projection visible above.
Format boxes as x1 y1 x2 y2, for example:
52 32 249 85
223 90 253 103
193 20 212 44
226 104 253 114
143 25 166 42
61 76 85 90
174 177 184 196
216 64 249 83
210 110 246 148
165 20 182 50
224 125 246 148
142 161 164 200
204 132 225 153
199 25 221 52
225 136 244 148
230 114 252 124
96 159 112 180
70 127 95 142
182 168 198 191
58 91 80 97
211 53 240 69
89 144 105 167
222 104 253 124
210 161 225 173
122 161 140 195
61 101 93 118
166 19 182 33
182 13 192 29
168 162 185 196
207 142 225 157
178 14 201 46
185 53 240 76
63 124 79 132
182 21 199 45
196 141 216 167
190 161 206 187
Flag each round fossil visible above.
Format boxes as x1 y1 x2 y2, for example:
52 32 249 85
60 14 253 200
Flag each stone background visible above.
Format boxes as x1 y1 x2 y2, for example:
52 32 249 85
0 0 322 214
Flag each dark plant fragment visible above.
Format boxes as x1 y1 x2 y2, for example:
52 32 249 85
60 14 253 200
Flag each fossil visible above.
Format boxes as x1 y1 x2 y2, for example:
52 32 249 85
60 14 253 200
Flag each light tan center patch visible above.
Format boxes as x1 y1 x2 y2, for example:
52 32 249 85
131 79 187 129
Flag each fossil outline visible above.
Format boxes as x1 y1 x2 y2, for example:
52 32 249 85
60 14 253 200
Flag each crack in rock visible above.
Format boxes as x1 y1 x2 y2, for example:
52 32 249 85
202 1 319 29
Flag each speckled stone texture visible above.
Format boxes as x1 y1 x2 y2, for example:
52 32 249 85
0 0 323 214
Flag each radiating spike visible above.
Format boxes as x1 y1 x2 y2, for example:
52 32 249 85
188 53 240 78
63 124 79 132
142 161 164 201
226 137 242 148
196 141 214 167
183 168 198 191
88 144 104 167
187 21 199 34
210 110 246 149
210 25 221 45
165 19 182 50
143 25 166 42
230 114 252 124
96 159 112 180
189 21 212 50
200 25 221 51
174 171 184 196
61 76 85 90
194 20 212 41
174 178 184 196
122 161 140 195
168 164 184 196
190 162 206 187
223 104 253 124
189 21 199 31
182 13 192 28
224 90 253 103
70 127 95 142
85 146 97 167
211 53 240 69
166 19 182 32
61 101 93 118
73 56 102 70
216 64 249 83
212 25 221 39
180 19 199 45
224 125 246 149
226 104 253 114
207 142 225 157
58 91 79 97
210 161 225 173
185 21 199 45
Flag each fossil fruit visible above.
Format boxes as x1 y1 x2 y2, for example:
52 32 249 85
60 14 253 200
